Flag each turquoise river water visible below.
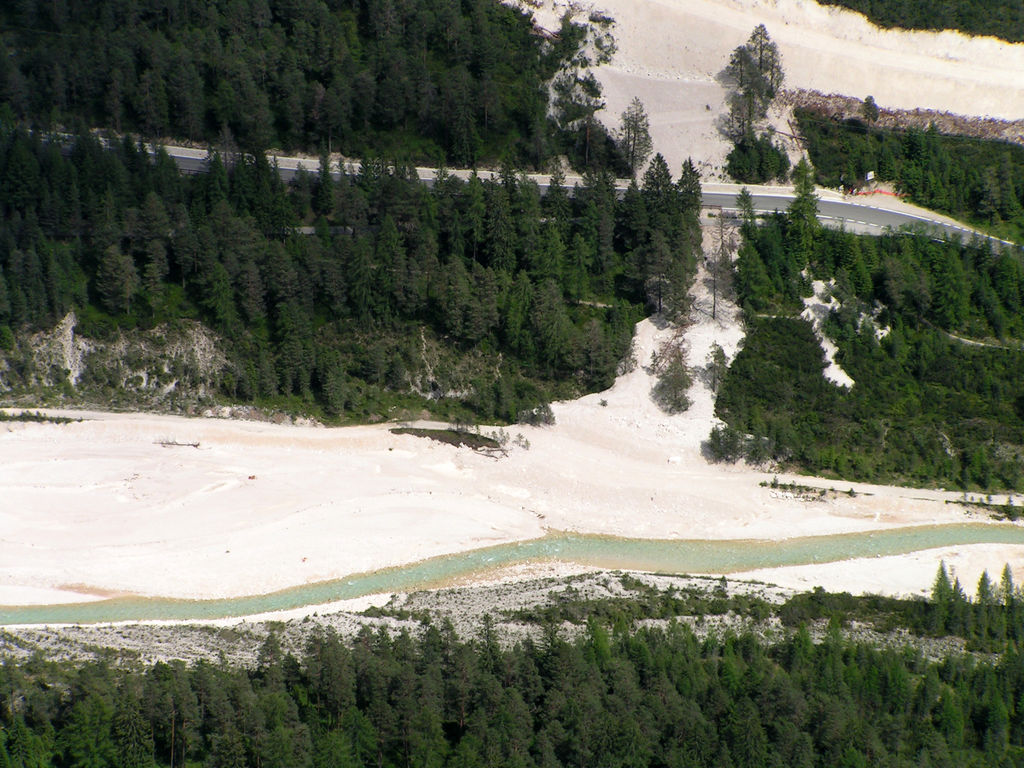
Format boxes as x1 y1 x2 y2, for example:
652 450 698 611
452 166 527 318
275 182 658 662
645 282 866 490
4 523 1024 625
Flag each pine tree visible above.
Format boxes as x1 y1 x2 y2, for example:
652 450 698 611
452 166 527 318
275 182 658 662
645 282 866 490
542 167 571 240
501 272 534 361
531 222 565 284
787 158 819 266
931 562 954 634
565 233 592 303
531 280 572 372
114 690 154 768
746 25 784 93
5 716 49 768
707 342 728 393
136 69 169 137
678 158 702 213
440 257 471 338
618 97 653 177
641 153 676 232
376 215 404 316
59 693 118 768
736 187 756 232
711 215 734 319
346 236 374 322
96 244 139 314
1000 563 1016 606
139 225 168 288
463 174 486 262
137 192 171 244
484 185 516 274
861 95 879 123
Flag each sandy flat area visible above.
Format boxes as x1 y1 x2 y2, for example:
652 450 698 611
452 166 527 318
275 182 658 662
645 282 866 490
732 543 1024 599
5 2 1024 614
518 0 1024 176
3 247 1021 609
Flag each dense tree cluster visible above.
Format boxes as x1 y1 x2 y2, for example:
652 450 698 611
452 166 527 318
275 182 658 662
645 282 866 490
0 0 600 168
0 125 702 421
816 0 1024 42
523 565 1024 657
547 15 629 175
726 132 790 185
4 590 1024 767
796 109 1024 242
777 564 1024 656
713 204 1024 490
722 25 784 141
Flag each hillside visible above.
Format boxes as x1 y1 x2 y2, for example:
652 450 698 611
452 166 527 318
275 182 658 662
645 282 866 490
817 0 1024 42
514 0 1024 180
7 0 1024 697
714 178 1024 492
0 127 705 421
0 0 615 169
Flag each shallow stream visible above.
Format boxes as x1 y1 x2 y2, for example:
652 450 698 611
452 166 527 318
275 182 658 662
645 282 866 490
4 523 1023 625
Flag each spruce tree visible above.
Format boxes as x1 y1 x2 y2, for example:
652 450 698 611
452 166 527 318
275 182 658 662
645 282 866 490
618 97 653 177
96 244 140 315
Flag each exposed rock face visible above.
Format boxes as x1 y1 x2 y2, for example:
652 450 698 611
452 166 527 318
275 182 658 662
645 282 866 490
29 311 94 386
0 312 229 408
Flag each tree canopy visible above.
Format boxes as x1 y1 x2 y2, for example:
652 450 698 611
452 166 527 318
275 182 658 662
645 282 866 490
4 575 1024 767
722 25 789 184
816 0 1024 42
0 0 603 169
715 208 1024 490
796 108 1024 243
618 97 653 177
723 24 783 142
0 124 702 422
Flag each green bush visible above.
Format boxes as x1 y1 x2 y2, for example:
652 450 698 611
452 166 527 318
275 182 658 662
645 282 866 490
726 132 790 184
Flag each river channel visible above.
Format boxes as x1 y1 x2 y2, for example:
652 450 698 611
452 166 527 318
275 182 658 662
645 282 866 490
3 523 1024 625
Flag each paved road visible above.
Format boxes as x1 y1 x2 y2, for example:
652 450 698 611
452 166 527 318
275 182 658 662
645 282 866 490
700 185 1008 246
162 145 1015 249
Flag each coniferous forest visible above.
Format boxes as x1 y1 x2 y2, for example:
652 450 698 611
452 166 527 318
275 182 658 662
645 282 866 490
815 0 1024 42
0 124 700 421
0 0 692 420
4 570 1024 768
712 177 1024 491
795 109 1024 243
0 0 613 169
6 2 1024 767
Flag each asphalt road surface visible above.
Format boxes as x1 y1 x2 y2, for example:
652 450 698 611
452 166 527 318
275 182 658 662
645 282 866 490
700 187 1004 245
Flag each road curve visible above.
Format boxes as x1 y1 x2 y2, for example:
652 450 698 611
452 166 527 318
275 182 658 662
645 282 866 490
162 144 1015 249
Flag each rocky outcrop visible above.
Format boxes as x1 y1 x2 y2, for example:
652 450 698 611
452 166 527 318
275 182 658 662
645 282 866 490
0 312 229 408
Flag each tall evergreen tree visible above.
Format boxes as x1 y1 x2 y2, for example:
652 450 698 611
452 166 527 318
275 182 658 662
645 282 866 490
96 244 139 314
618 98 653 178
787 158 819 265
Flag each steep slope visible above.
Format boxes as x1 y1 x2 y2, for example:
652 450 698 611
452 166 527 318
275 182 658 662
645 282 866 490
514 0 1024 177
